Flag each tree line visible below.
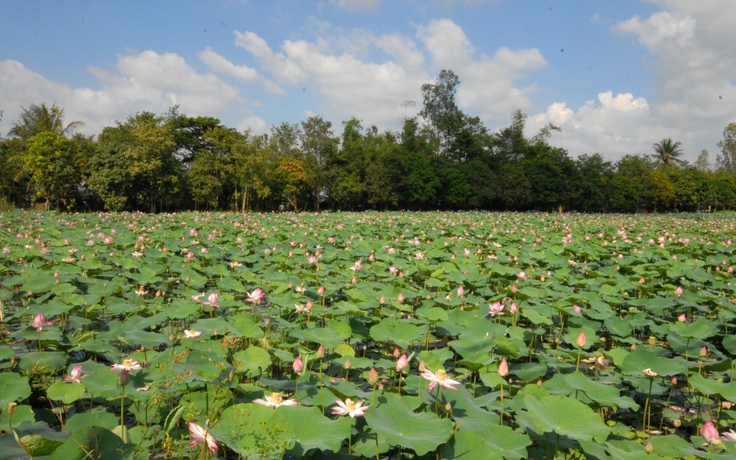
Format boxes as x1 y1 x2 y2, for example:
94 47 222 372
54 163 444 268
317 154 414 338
2 70 736 213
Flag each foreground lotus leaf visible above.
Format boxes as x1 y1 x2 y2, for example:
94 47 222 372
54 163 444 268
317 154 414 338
278 405 351 456
12 421 68 457
0 373 31 408
362 393 452 456
49 425 132 460
211 403 295 458
517 394 611 442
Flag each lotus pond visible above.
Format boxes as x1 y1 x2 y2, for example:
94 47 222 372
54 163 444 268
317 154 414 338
1 210 736 459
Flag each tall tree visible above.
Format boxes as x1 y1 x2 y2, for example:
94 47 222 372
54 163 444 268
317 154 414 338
420 70 463 157
716 123 736 174
650 138 684 169
695 149 710 171
7 103 84 140
300 116 337 210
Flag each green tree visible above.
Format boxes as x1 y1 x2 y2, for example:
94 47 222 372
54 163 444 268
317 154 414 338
274 158 308 211
22 132 89 210
7 103 84 140
87 112 183 212
716 123 736 174
301 116 338 211
695 149 710 171
650 138 684 169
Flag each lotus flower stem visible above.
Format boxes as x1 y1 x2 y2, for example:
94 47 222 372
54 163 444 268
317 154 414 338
499 381 505 425
642 377 653 432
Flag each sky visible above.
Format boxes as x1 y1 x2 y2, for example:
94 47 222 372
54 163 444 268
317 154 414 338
1 0 735 164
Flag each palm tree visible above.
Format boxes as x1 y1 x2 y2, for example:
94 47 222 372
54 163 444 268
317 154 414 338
651 138 684 169
7 103 84 140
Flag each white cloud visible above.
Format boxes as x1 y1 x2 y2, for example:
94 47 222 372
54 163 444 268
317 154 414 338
234 19 546 130
237 115 267 134
528 92 668 160
417 19 547 121
611 1 736 158
0 52 242 137
198 47 258 82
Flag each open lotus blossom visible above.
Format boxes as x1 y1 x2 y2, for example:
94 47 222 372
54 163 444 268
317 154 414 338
332 398 369 418
189 421 218 453
722 429 736 442
253 392 298 408
207 292 219 308
111 359 142 372
246 288 266 303
701 421 720 443
183 329 202 339
421 368 462 391
31 314 53 332
63 364 88 383
488 302 505 317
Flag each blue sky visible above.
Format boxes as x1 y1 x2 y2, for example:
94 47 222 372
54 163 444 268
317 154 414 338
2 0 735 163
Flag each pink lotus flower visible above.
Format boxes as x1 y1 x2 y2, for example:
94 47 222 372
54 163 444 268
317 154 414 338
677 313 686 322
246 288 266 303
421 368 461 391
675 286 683 297
368 367 379 384
207 292 219 308
576 332 587 348
189 421 218 453
498 358 509 377
62 365 88 383
253 392 298 408
111 359 142 373
318 286 325 296
397 293 404 303
457 286 464 297
31 314 53 332
488 302 505 317
701 421 719 443
292 356 304 375
331 398 369 418
396 354 408 372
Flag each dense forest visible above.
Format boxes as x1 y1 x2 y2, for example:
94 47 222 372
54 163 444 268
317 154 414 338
1 70 736 214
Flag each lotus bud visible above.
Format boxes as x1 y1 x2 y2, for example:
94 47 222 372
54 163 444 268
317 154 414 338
396 354 408 372
700 346 708 357
576 332 586 348
675 286 683 297
639 277 645 284
573 304 582 314
645 442 653 454
673 418 681 428
344 359 351 370
498 358 509 377
648 336 656 346
352 276 357 284
397 293 404 303
393 348 400 358
509 303 518 314
445 402 452 412
380 295 385 304
418 361 426 372
118 369 131 386
677 313 686 322
457 286 464 297
701 421 719 443
316 345 325 359
318 286 325 296
511 284 517 293
369 367 379 385
292 357 304 375
671 376 677 385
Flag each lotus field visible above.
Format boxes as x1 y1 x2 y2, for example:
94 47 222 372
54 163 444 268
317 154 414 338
2 210 736 459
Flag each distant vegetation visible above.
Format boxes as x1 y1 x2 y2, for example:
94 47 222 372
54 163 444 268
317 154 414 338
2 70 736 213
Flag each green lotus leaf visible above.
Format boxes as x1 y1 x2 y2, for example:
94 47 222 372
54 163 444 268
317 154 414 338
49 425 131 460
689 373 736 400
620 349 687 377
19 352 66 374
364 393 453 456
217 276 246 292
65 409 119 434
518 394 611 441
12 421 68 457
211 403 295 458
47 381 85 405
278 405 350 456
369 318 424 348
564 371 639 411
669 317 716 340
124 329 171 348
0 373 31 408
233 346 272 376
647 434 696 457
